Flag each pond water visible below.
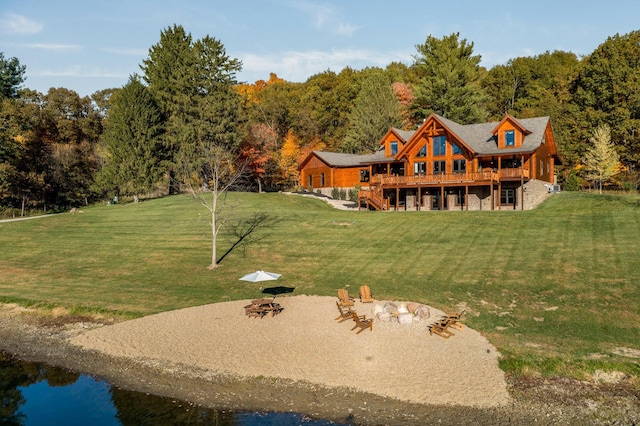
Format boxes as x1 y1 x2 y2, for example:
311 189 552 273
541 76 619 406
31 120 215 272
1 353 349 425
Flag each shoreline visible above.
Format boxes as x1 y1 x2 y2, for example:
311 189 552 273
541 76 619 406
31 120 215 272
1 300 638 425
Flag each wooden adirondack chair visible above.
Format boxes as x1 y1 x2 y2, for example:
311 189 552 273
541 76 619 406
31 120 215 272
335 301 355 322
359 285 374 303
351 312 373 334
428 321 455 338
442 310 465 330
337 288 355 307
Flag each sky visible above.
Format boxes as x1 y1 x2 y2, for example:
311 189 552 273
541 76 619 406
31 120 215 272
1 0 639 98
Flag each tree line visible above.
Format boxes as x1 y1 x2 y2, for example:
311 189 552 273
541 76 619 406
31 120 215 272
1 26 639 216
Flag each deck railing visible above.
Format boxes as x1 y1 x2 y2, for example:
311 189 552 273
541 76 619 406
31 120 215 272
369 168 529 186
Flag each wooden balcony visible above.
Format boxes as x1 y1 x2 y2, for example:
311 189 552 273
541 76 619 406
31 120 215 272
369 168 529 187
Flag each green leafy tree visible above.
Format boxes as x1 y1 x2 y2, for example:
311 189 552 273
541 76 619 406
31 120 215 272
94 76 165 202
583 124 623 193
573 31 640 166
0 52 26 99
0 91 52 215
410 33 488 124
342 70 402 153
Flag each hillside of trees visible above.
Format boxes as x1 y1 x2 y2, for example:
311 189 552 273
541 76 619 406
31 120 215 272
1 26 639 216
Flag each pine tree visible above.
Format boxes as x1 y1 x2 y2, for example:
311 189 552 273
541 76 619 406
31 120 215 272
409 33 488 124
342 71 402 154
94 76 164 201
583 124 623 193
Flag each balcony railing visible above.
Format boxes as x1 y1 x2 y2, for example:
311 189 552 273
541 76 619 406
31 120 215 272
369 168 529 187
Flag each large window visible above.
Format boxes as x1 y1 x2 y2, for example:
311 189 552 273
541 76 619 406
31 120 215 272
433 160 446 174
320 173 325 186
390 141 398 155
453 159 466 173
452 143 462 154
308 175 312 188
359 169 370 182
433 136 446 156
416 144 426 157
414 162 426 175
505 130 515 147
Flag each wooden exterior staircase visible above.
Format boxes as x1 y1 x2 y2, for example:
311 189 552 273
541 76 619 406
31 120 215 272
358 186 386 210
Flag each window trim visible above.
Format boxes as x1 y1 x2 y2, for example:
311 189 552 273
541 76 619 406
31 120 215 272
505 130 515 147
453 159 466 173
501 188 515 205
390 141 398 155
433 135 446 156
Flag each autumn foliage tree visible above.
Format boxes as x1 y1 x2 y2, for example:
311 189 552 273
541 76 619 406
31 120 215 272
279 130 302 187
583 124 623 193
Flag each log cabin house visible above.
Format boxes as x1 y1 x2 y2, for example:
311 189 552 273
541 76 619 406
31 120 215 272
298 113 559 210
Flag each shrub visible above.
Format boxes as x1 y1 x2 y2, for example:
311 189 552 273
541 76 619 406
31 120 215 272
339 188 347 200
331 187 340 199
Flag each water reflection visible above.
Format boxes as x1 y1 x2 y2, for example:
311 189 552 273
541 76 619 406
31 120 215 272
0 352 347 425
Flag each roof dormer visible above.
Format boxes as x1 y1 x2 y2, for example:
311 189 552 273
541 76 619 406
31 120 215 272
491 115 531 149
379 128 411 158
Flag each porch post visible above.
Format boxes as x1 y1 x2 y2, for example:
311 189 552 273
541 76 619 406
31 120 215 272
465 185 469 211
490 184 494 210
521 154 525 210
395 187 399 210
417 186 421 211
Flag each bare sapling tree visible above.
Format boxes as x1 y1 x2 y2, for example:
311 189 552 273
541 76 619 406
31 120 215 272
181 143 249 269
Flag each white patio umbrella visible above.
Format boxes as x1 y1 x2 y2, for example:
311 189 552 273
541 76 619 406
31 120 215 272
239 270 281 290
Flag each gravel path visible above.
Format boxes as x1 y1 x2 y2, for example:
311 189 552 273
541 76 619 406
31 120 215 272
69 295 509 408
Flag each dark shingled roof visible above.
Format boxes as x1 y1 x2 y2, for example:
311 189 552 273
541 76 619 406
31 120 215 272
434 114 550 155
392 128 416 142
312 148 393 167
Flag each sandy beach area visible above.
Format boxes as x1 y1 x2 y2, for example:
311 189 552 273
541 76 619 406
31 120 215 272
69 295 508 408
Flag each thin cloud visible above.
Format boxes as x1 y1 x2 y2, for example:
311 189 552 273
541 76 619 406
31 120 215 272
30 65 129 79
289 1 360 36
238 48 412 83
24 43 83 51
100 47 148 56
0 13 43 34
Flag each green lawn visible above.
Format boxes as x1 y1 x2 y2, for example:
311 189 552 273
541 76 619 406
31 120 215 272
1 191 639 380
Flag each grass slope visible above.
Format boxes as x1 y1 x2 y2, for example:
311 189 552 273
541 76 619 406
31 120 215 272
1 191 639 380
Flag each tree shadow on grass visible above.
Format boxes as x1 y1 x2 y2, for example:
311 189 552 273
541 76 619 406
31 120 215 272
217 212 276 264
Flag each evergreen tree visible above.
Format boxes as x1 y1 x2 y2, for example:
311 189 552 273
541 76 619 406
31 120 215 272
342 71 402 154
94 76 164 202
583 124 622 193
0 52 26 99
409 33 488 124
140 25 243 191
